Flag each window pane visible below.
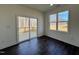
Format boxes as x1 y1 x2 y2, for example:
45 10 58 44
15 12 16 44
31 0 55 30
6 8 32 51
50 22 56 30
49 14 57 30
58 22 68 32
58 11 69 21
58 11 69 32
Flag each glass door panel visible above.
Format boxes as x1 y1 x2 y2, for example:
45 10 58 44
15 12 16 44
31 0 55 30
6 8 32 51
30 18 37 39
17 16 30 42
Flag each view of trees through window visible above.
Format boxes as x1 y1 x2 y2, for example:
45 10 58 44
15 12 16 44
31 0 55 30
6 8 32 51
18 16 37 33
18 16 29 33
49 10 69 32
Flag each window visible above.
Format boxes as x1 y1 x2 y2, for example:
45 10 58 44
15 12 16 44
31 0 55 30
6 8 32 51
49 14 57 30
58 11 69 32
49 10 69 32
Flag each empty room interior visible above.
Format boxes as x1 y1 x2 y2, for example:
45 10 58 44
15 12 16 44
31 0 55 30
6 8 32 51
0 4 79 55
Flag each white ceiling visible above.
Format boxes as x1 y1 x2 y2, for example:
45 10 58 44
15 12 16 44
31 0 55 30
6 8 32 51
22 4 53 12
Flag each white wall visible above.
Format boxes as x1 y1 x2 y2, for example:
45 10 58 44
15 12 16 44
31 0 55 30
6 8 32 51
0 5 44 49
45 5 79 47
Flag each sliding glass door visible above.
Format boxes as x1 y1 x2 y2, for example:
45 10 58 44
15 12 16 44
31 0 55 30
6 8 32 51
17 16 37 43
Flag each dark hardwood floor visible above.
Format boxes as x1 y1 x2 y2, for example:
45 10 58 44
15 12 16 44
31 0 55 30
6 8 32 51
0 36 79 55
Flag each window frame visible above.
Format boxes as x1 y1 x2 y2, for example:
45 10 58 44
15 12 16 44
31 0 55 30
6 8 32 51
57 10 69 32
